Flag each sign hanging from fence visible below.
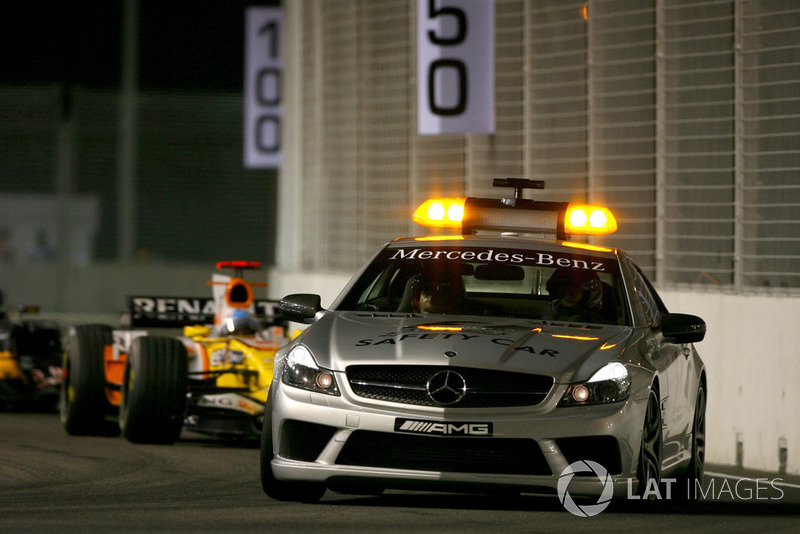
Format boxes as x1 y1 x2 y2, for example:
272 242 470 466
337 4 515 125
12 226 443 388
417 0 495 135
244 7 282 168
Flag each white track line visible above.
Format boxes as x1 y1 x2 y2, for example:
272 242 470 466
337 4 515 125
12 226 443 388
706 471 800 490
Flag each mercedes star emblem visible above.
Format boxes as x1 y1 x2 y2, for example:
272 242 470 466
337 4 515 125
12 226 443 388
426 370 467 406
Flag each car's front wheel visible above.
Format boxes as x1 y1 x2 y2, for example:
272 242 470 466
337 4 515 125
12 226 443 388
119 336 187 444
674 382 706 501
636 388 663 502
260 389 326 502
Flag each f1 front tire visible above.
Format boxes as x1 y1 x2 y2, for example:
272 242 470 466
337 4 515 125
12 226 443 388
119 336 187 444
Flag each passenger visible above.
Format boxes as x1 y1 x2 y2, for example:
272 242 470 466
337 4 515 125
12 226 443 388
545 268 605 323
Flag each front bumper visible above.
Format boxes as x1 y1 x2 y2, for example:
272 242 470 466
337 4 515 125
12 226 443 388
269 378 649 498
184 391 265 437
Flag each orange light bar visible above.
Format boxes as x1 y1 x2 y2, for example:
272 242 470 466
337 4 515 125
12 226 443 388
551 334 600 341
412 196 618 237
412 235 464 242
564 204 618 236
417 325 463 332
562 241 614 253
412 198 466 229
217 260 261 270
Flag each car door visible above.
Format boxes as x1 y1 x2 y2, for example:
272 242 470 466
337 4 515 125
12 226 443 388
626 260 688 468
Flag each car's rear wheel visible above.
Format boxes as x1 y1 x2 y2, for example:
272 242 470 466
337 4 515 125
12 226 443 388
636 388 663 502
674 382 706 501
60 324 119 436
260 389 326 502
119 336 187 444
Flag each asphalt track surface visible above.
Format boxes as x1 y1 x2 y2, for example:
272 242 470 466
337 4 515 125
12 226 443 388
1 411 798 533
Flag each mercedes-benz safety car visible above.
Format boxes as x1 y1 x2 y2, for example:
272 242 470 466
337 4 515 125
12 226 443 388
61 261 290 444
262 179 707 504
0 300 63 411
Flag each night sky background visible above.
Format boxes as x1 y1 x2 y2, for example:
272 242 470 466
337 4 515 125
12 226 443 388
1 0 280 91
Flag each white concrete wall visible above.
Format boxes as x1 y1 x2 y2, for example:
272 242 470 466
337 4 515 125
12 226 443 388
1 262 796 475
661 290 799 475
265 268 351 308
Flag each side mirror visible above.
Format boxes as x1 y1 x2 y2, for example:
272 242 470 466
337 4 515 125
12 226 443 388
279 294 323 324
661 313 706 344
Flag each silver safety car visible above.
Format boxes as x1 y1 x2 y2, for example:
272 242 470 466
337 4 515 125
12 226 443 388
261 179 707 505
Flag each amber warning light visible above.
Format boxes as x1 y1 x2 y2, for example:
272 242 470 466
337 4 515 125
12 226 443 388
413 196 617 237
413 198 466 229
564 204 617 235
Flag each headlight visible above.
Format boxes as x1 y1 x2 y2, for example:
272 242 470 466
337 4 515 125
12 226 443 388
558 362 630 407
280 345 340 396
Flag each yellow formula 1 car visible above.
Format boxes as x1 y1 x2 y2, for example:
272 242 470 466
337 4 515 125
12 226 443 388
0 303 63 411
60 261 290 444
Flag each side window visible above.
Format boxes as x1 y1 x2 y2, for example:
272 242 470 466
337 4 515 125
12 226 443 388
629 265 662 328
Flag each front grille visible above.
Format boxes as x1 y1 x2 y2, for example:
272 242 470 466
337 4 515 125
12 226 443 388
346 365 553 408
336 430 551 475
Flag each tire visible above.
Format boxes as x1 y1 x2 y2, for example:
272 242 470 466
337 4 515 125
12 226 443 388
636 389 663 502
119 336 188 444
260 388 326 502
328 482 385 496
674 382 706 502
60 324 120 436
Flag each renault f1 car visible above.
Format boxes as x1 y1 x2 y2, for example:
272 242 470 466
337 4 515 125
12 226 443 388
61 261 290 443
0 303 63 411
261 179 707 504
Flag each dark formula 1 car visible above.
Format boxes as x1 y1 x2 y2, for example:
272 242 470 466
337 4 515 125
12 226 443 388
0 301 63 411
262 179 707 506
60 261 291 443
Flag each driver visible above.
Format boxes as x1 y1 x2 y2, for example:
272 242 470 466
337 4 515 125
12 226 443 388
411 269 466 314
222 309 261 336
545 268 604 323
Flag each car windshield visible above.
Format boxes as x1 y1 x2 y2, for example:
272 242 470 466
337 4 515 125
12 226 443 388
336 245 628 326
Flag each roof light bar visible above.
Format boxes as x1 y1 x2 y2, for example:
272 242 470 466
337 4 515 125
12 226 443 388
413 196 617 238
